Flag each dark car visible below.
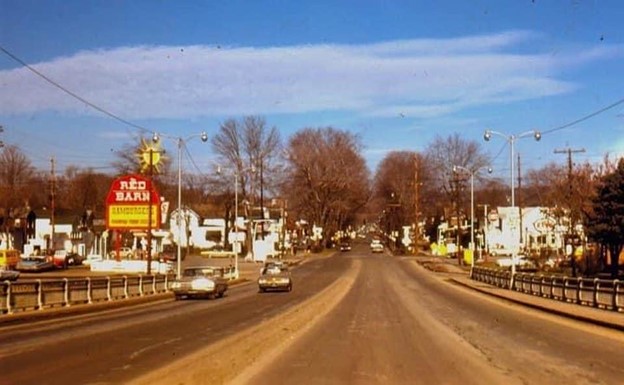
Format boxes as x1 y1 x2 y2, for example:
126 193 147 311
158 245 186 262
339 241 352 252
0 268 20 281
16 256 55 272
258 264 292 293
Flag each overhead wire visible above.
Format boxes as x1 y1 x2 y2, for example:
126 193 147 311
182 141 209 178
541 97 624 135
485 96 624 176
0 44 149 135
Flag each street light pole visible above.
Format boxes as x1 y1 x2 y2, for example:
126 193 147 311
234 169 239 279
176 137 183 279
153 131 208 279
217 165 244 279
484 129 541 285
453 165 492 277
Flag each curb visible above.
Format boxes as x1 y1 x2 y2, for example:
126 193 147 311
449 278 624 332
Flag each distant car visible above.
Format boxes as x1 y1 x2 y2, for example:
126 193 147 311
83 254 103 266
339 241 352 252
66 252 85 266
108 247 134 260
16 255 55 272
0 249 21 270
496 255 534 269
489 248 513 257
171 266 228 300
0 268 20 281
370 239 384 253
158 245 186 262
52 250 83 269
258 264 292 293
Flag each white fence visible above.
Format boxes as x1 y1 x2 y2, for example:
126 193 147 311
471 267 624 312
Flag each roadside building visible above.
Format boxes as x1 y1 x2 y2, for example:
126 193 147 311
484 206 569 257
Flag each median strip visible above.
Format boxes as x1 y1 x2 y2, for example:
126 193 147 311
130 259 361 385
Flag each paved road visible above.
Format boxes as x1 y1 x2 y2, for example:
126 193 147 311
237 251 624 385
2 244 624 384
0 253 343 384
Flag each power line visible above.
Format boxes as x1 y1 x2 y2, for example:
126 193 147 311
542 97 624 135
182 142 208 177
0 45 149 134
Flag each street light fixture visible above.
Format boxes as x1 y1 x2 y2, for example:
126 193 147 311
452 165 492 277
153 131 208 279
483 129 541 284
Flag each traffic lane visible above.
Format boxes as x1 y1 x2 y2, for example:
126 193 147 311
0 254 349 385
241 253 518 385
242 254 624 385
395 257 624 384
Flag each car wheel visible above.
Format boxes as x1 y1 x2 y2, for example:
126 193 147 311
258 287 265 293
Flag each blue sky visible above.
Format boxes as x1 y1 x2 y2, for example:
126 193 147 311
1 0 623 180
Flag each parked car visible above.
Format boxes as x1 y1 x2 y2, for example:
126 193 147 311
370 239 384 253
170 266 228 300
0 249 21 270
108 247 134 260
0 268 20 281
158 245 186 262
496 255 535 269
258 264 292 293
83 254 103 266
52 250 77 269
16 255 55 272
339 241 352 252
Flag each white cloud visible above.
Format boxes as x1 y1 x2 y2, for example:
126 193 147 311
0 31 616 120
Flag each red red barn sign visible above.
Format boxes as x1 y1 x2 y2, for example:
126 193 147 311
105 174 160 230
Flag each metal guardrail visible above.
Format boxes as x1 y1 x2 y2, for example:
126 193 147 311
0 275 174 315
471 267 624 312
1 266 239 315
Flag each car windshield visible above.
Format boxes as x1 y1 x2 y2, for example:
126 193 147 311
183 268 215 277
262 266 284 275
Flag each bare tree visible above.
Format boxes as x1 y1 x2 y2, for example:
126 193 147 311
372 151 430 243
0 145 35 245
422 133 490 226
211 115 282 207
424 133 490 201
210 116 282 253
283 127 370 246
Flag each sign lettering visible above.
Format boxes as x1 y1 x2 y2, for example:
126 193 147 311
105 174 160 230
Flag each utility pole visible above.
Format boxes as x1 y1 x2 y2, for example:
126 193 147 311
147 148 153 275
554 147 585 277
50 157 56 251
451 174 463 264
413 154 419 251
517 153 523 251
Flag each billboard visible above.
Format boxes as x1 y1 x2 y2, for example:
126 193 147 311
105 174 160 230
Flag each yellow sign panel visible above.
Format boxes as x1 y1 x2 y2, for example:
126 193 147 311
108 205 159 229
